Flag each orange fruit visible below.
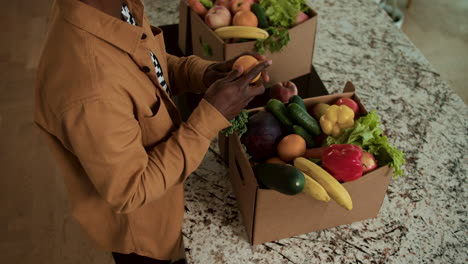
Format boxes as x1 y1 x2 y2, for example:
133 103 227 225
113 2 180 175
233 10 258 27
277 134 306 162
233 55 261 83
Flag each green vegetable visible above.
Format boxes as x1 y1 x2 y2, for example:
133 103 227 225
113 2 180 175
255 0 309 54
293 125 316 148
266 99 294 129
287 103 321 136
288 95 306 109
259 0 306 28
324 111 406 178
221 109 249 137
199 0 213 9
255 27 290 54
253 163 305 195
251 3 269 28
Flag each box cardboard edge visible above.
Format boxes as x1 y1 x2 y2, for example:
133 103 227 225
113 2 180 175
230 82 394 245
178 0 189 55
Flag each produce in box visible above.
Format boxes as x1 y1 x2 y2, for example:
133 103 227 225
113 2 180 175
186 0 312 53
230 92 405 211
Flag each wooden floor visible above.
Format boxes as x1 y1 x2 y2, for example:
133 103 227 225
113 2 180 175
1 1 466 264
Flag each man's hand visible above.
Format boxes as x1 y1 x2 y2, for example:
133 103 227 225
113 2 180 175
203 52 271 88
204 60 272 121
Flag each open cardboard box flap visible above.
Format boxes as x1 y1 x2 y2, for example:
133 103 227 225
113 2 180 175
227 82 394 245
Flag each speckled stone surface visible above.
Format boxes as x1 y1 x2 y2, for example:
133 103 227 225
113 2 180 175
143 0 467 263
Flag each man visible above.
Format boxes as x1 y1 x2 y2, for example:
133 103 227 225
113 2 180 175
34 0 271 263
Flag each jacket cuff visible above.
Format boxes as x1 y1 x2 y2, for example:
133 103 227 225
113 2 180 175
190 56 217 91
186 99 231 140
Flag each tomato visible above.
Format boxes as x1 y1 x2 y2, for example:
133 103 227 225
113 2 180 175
334 98 359 115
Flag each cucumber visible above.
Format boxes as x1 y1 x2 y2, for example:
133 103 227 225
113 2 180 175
251 3 269 29
253 163 305 195
288 95 306 109
293 125 316 148
266 99 293 129
287 103 321 136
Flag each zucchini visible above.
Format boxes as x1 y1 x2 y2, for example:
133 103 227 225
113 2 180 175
266 99 293 129
251 3 269 29
253 163 305 195
288 95 306 109
287 103 321 136
293 125 316 148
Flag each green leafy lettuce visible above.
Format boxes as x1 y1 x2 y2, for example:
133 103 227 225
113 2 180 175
259 0 308 28
221 110 249 137
255 0 309 54
324 111 406 178
255 27 290 54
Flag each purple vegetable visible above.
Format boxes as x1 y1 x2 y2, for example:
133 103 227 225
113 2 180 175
241 111 285 161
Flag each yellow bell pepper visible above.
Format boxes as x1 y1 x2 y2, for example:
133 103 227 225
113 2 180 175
319 105 355 137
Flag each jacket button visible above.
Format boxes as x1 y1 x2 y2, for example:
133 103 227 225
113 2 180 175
141 33 147 40
141 66 151 73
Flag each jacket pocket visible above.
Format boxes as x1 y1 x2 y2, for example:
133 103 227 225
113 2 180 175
138 98 175 148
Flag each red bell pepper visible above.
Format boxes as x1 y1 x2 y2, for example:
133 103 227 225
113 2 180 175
322 144 364 182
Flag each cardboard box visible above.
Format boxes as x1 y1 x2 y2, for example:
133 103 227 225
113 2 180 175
178 1 191 55
223 82 394 245
178 1 318 85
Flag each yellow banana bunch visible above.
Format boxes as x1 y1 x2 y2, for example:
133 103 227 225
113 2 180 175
294 157 353 210
302 172 331 202
214 26 269 40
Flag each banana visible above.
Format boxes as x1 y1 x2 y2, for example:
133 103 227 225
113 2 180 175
294 157 353 210
214 26 269 40
302 172 331 202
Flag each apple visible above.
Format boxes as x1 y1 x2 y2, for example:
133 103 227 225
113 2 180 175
334 97 360 116
310 103 330 120
204 6 232 29
361 152 377 173
269 81 298 103
230 0 252 14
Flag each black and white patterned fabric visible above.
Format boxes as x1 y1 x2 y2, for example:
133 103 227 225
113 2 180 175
150 51 168 93
121 3 136 25
121 3 170 96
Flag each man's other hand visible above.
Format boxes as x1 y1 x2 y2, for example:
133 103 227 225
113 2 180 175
204 59 272 121
203 52 271 88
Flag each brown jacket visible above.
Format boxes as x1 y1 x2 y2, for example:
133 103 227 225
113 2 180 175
34 0 230 260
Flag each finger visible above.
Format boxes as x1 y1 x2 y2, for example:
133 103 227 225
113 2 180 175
247 82 266 97
251 53 267 62
221 66 244 83
261 71 270 83
237 60 272 86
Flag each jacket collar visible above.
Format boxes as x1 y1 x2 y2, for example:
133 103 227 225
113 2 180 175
59 0 146 54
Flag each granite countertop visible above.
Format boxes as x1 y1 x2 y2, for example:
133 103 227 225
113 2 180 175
144 0 467 263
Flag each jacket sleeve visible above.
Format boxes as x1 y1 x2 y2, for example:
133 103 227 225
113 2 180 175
166 53 217 96
58 98 230 213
